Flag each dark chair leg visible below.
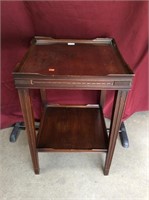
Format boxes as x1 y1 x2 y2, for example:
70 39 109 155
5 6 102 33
10 122 25 142
10 122 40 143
106 122 129 148
119 122 129 148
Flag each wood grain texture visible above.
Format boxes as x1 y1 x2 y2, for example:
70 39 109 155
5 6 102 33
37 106 108 151
16 43 133 76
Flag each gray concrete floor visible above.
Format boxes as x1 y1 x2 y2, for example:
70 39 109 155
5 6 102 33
0 111 148 200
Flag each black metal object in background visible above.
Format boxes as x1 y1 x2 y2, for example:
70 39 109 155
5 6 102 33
9 122 40 143
119 122 129 148
10 122 25 142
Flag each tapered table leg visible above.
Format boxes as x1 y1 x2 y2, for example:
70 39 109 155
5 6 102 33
104 90 128 175
100 90 106 109
18 89 39 174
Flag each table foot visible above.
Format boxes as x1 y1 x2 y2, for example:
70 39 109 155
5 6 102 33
104 168 109 176
34 168 40 175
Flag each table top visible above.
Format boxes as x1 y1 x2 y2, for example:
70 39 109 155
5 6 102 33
14 37 133 77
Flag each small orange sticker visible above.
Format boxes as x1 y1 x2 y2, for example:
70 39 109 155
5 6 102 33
48 68 55 72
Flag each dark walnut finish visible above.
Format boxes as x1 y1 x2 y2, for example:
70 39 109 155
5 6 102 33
37 105 108 151
13 37 134 175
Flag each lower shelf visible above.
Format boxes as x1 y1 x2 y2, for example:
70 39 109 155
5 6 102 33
37 105 108 152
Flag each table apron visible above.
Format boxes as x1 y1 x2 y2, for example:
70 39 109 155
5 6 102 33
14 79 132 90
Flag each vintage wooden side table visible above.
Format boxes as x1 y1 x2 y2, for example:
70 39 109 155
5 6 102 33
13 37 134 175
